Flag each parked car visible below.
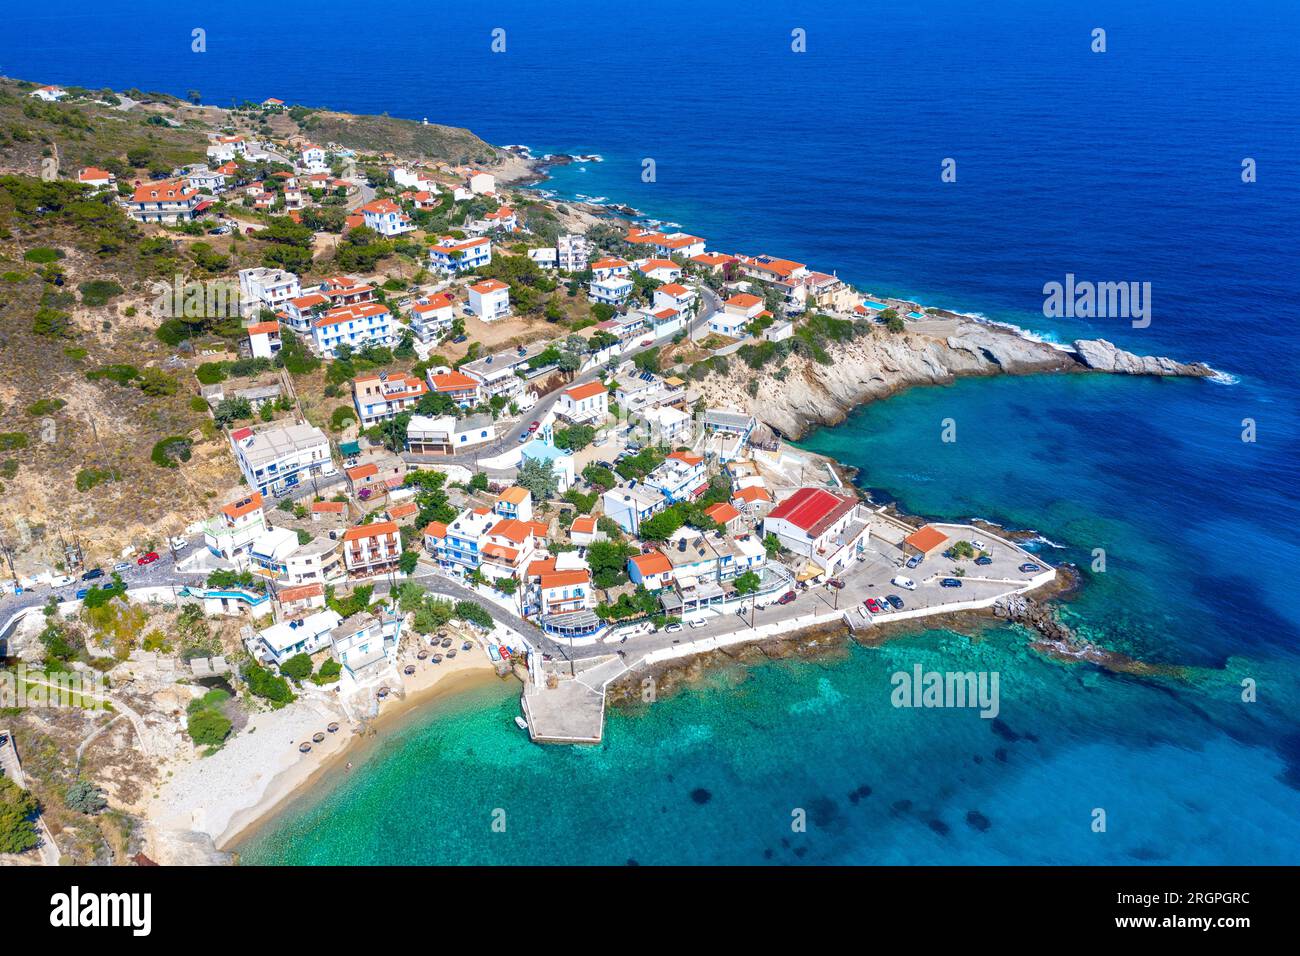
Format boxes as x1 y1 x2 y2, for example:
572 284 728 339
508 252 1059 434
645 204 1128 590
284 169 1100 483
50 574 74 588
905 554 924 570
971 540 987 551
81 568 104 581
1019 563 1042 573
517 433 530 443
864 597 886 614
776 590 796 605
665 622 683 633
528 421 541 433
689 618 706 629
886 594 905 609
940 578 963 588
975 556 993 566
826 578 845 590
75 588 90 600
112 561 132 572
137 552 160 566
639 338 653 347
452 334 468 344
891 576 916 591
169 536 190 551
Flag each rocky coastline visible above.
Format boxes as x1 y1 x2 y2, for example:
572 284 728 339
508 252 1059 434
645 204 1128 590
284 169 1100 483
703 317 1215 441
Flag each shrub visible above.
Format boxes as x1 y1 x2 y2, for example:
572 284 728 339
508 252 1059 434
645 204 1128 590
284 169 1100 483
26 398 65 416
0 433 28 451
279 653 313 683
187 708 232 747
151 436 193 468
65 780 108 814
78 280 124 307
33 307 74 338
195 362 228 385
75 467 120 492
243 662 295 705
23 246 63 263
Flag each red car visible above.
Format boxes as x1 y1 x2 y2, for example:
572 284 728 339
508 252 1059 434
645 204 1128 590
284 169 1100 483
528 421 541 433
776 591 796 605
137 552 159 566
864 597 885 614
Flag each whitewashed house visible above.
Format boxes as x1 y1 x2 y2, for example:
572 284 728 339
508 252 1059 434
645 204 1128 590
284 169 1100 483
467 279 511 322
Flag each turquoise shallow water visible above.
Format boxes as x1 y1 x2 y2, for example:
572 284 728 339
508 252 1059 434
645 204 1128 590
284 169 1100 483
241 370 1300 865
239 628 1300 865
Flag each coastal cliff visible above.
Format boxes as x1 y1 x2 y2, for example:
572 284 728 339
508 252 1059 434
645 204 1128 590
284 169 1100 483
692 318 1214 440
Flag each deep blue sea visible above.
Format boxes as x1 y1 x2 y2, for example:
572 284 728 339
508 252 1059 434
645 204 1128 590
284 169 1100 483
7 0 1298 864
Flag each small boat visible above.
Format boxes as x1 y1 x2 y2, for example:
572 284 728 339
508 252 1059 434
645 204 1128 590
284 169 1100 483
312 732 325 743
298 742 312 753
499 646 511 659
417 650 428 660
404 665 416 675
446 649 457 658
377 686 390 699
432 654 443 664
327 722 340 733
487 645 500 662
461 641 472 651
514 716 528 731
440 638 452 649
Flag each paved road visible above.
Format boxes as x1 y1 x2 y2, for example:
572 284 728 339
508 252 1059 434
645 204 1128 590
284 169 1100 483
424 284 724 469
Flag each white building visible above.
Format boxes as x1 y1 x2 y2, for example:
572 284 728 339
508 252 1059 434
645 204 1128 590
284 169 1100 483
330 611 403 687
239 267 302 318
252 608 343 668
185 165 228 194
77 167 116 192
428 236 492 274
639 258 682 283
300 143 328 173
645 451 707 504
602 483 667 535
29 85 66 102
588 275 634 306
555 381 608 424
202 492 268 562
467 279 511 321
406 413 496 455
762 486 870 577
246 320 282 360
249 528 344 586
467 170 496 195
231 422 336 497
125 179 201 224
311 302 394 358
591 257 630 280
638 404 691 443
653 283 697 318
557 234 590 272
409 293 457 342
709 292 768 338
352 371 428 428
360 198 414 237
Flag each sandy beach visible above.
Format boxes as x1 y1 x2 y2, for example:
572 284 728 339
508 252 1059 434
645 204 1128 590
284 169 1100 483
144 641 505 863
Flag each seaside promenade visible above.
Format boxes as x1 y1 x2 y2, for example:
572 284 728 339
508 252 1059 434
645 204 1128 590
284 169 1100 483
519 516 1056 744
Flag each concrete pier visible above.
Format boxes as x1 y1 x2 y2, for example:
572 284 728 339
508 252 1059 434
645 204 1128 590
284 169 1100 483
521 656 626 744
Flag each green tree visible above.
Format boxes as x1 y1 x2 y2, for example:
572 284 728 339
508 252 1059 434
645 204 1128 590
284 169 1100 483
398 550 419 575
733 570 761 595
0 776 39 854
516 457 559 501
280 653 314 682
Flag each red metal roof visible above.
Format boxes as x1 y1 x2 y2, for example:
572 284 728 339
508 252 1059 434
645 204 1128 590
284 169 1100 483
766 487 856 537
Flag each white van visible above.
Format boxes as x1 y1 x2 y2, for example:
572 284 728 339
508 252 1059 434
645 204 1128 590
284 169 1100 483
891 576 917 591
